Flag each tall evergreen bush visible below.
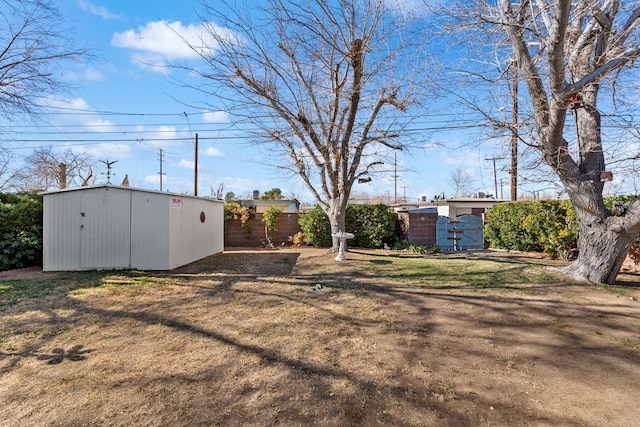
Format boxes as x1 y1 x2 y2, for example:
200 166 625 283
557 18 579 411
0 193 43 270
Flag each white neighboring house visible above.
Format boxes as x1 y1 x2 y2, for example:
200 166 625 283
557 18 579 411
42 185 224 271
393 196 506 219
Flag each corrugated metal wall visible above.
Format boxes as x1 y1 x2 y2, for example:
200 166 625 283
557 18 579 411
43 186 223 271
167 196 224 269
79 187 131 269
131 191 170 270
43 191 83 271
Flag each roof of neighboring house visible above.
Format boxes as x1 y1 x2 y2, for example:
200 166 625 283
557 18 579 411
392 197 507 212
237 198 300 212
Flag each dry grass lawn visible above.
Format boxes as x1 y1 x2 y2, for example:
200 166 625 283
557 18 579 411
1 248 639 426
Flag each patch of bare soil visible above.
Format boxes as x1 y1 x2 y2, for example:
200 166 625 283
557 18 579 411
1 248 639 426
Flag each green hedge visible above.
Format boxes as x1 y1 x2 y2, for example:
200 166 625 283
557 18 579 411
299 204 396 248
484 196 640 259
0 193 43 270
484 200 577 258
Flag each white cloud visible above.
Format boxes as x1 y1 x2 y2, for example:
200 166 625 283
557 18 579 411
384 0 434 18
39 97 117 131
41 96 91 112
62 67 104 82
112 21 199 59
76 0 121 20
134 125 191 150
178 159 195 169
85 118 116 133
202 110 229 123
203 146 224 157
144 174 188 188
111 20 237 72
84 68 105 81
76 143 132 159
443 148 479 168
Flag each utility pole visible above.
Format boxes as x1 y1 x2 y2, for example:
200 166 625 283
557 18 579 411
400 186 409 203
510 60 519 201
194 133 199 196
158 148 164 191
393 152 397 203
485 156 504 199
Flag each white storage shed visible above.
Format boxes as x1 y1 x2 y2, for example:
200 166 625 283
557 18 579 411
42 185 224 271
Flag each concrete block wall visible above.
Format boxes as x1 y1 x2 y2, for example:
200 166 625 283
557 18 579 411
225 213 302 247
396 211 438 246
225 211 440 248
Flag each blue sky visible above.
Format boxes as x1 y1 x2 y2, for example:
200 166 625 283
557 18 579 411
0 0 504 203
2 0 631 203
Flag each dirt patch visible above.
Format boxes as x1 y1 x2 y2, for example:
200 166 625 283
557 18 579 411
1 248 639 426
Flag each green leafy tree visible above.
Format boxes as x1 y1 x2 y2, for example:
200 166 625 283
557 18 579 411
261 188 283 200
262 205 282 248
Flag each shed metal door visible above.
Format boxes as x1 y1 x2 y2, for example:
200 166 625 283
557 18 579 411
80 189 131 269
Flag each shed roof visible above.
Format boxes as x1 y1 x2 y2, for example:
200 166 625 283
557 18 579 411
41 184 223 202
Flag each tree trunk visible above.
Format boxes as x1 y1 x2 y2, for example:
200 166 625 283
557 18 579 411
561 220 636 284
553 81 636 284
560 176 639 284
327 199 348 253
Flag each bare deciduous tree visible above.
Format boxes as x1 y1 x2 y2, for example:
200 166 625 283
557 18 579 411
19 147 96 191
0 0 85 118
180 0 431 250
449 167 474 197
0 146 21 191
499 0 640 284
443 1 640 283
211 182 225 199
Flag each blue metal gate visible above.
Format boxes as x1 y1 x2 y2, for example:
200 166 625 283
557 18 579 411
436 215 484 251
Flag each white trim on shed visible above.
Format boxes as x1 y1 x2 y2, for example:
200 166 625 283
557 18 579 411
42 185 223 271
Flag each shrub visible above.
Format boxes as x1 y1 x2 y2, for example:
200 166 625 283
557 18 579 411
224 202 253 236
0 193 43 270
345 204 396 248
0 226 43 270
298 205 332 247
288 232 306 247
0 193 43 235
395 241 441 254
299 204 397 248
484 200 577 258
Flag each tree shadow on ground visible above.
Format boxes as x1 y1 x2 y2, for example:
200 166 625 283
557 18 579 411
1 249 639 426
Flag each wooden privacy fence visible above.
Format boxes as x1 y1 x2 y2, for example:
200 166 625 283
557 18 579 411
436 215 485 251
